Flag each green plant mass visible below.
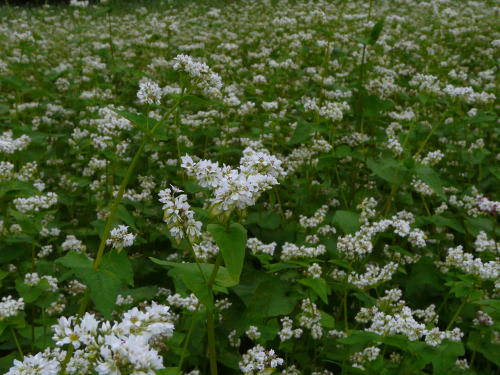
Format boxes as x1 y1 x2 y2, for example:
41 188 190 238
0 0 498 374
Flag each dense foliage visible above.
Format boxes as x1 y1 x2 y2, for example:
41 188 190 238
0 0 498 374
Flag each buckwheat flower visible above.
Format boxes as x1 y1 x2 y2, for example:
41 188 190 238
13 192 58 213
247 238 276 256
246 326 261 340
172 54 223 98
6 351 61 375
137 78 163 105
0 296 24 320
0 130 31 154
239 345 284 374
61 235 87 253
106 225 136 249
228 330 241 348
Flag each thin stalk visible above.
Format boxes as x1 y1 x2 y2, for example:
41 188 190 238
11 328 23 360
343 288 349 334
178 308 200 371
446 299 466 330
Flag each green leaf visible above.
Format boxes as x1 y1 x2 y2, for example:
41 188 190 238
102 250 134 286
156 367 181 375
320 311 335 328
414 166 445 198
207 223 247 283
367 157 403 184
298 278 329 304
56 252 123 318
112 109 159 134
368 17 385 45
289 120 314 145
149 259 240 309
467 331 500 366
332 210 360 234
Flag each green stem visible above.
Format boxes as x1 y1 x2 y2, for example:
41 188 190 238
206 309 218 375
178 308 199 371
343 288 349 334
446 299 466 330
11 327 23 360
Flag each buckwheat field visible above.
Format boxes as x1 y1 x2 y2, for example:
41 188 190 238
0 0 499 374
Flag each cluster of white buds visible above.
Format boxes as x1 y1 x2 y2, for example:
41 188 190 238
278 317 303 341
357 197 378 224
0 296 24 321
239 345 284 375
24 272 58 292
181 147 286 215
61 235 87 254
347 262 399 289
0 130 31 154
13 192 58 213
246 326 261 340
280 242 326 261
136 78 164 105
473 310 494 326
337 211 426 260
303 97 350 121
299 205 328 228
350 346 381 371
247 238 277 256
158 186 202 243
298 299 323 339
476 196 499 214
172 54 223 98
167 293 199 311
411 178 434 196
355 289 463 346
106 225 136 249
474 231 498 253
444 245 499 281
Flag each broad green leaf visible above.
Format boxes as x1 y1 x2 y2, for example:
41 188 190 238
298 278 329 304
332 210 360 234
367 157 403 184
368 17 385 45
289 120 314 145
207 223 247 283
414 166 445 198
102 250 134 286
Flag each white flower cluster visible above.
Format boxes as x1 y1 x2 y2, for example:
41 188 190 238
6 349 63 375
442 84 495 104
350 346 381 371
444 245 499 281
278 316 303 341
192 232 219 261
106 225 136 249
347 262 399 289
44 302 174 375
239 345 284 375
337 211 426 260
411 178 434 196
167 293 199 311
0 296 24 321
419 150 444 166
61 235 87 254
181 147 286 214
246 325 261 340
172 54 223 98
357 197 378 224
473 310 494 326
299 205 328 228
304 97 350 121
247 238 277 256
137 78 164 105
355 288 463 347
0 130 30 154
283 137 332 174
158 185 202 243
13 192 58 213
474 231 498 253
24 272 58 292
476 195 499 214
298 298 322 339
280 242 326 261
